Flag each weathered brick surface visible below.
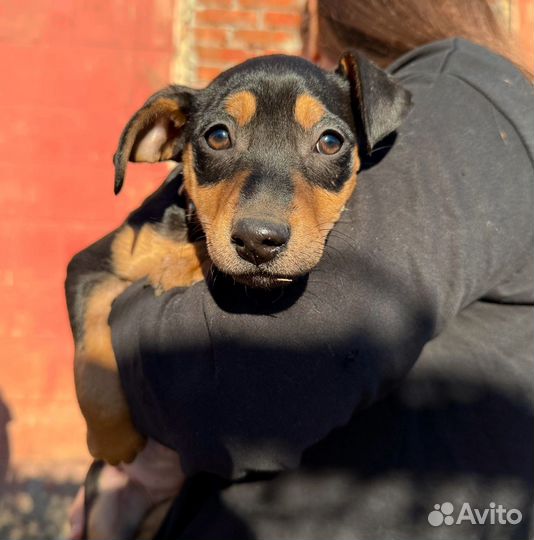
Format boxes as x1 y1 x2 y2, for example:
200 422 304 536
264 11 302 27
0 0 176 474
196 9 259 27
239 0 299 9
174 0 305 86
518 0 534 67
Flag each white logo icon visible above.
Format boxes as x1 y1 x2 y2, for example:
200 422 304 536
428 502 522 527
428 502 454 526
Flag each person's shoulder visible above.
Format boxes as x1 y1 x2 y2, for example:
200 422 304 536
388 38 532 97
388 38 522 81
389 38 534 165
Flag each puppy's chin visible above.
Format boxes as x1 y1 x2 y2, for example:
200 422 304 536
207 246 319 289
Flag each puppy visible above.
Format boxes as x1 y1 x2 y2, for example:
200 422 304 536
65 50 411 466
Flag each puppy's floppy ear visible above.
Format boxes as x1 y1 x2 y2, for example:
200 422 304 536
336 50 412 153
113 85 196 194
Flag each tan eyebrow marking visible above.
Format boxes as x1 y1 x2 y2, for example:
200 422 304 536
225 90 257 126
294 93 326 130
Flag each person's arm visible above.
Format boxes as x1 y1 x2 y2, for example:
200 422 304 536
108 58 533 479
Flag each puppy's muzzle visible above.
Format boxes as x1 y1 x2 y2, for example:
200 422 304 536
231 218 290 265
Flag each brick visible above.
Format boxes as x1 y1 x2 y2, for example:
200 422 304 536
264 11 302 28
197 66 224 83
518 0 534 68
239 0 302 10
9 224 63 279
129 49 176 100
0 158 165 223
196 9 258 28
0 0 80 47
1 343 50 397
197 47 251 65
198 0 233 7
10 416 88 464
133 0 175 50
0 0 176 473
0 44 135 111
233 29 293 49
194 27 229 46
2 280 69 342
71 0 135 49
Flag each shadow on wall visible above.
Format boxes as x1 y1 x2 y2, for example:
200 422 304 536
0 393 10 496
0 392 79 540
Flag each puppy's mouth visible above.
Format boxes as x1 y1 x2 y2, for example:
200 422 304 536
232 271 296 289
206 242 322 289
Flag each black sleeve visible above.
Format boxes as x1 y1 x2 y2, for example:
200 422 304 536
109 46 534 479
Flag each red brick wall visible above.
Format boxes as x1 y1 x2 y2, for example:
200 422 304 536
0 0 177 475
518 0 534 67
175 0 305 87
195 1 303 84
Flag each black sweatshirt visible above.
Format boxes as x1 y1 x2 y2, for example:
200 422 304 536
109 39 534 539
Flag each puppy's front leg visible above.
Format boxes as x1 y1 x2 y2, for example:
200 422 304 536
74 276 146 465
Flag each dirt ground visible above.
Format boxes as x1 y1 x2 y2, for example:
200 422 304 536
0 469 81 540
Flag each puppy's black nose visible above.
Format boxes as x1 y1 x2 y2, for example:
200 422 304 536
231 219 290 265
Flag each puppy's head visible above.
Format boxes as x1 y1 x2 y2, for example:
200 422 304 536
114 52 411 288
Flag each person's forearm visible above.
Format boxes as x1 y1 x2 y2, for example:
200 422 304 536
110 240 439 479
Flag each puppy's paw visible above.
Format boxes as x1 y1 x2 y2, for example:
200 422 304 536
88 425 147 466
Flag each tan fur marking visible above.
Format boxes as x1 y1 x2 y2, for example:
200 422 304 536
300 146 360 230
290 172 356 243
225 90 257 127
338 56 351 78
288 147 360 269
75 277 146 464
77 212 209 464
194 171 249 265
183 143 250 271
78 277 129 369
294 93 326 130
111 225 207 294
183 143 197 196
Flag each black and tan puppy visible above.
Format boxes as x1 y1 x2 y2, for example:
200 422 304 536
65 51 411 465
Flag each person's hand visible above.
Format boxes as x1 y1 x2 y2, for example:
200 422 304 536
69 439 185 540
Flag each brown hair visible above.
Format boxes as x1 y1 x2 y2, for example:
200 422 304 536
303 0 531 77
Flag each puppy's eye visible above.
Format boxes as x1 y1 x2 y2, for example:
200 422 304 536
316 131 343 155
205 125 232 150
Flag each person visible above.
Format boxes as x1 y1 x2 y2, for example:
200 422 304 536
69 1 534 538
